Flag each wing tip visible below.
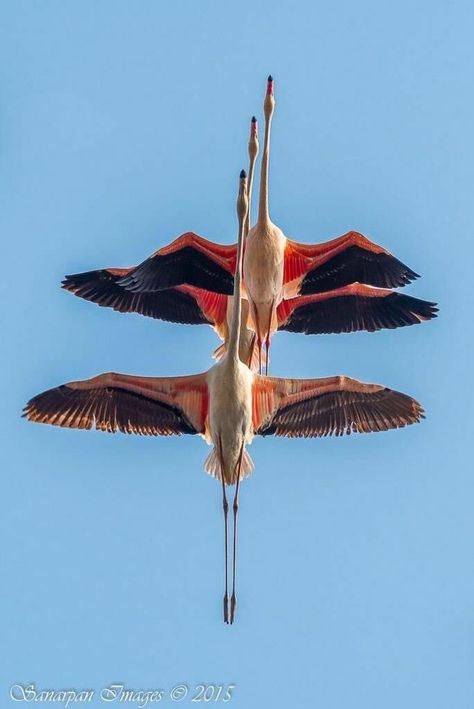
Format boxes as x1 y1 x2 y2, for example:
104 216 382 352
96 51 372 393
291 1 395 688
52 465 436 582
61 275 76 291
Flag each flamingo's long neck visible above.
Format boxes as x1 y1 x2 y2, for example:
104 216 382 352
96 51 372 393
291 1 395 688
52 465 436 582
245 117 259 238
257 76 275 227
227 172 248 362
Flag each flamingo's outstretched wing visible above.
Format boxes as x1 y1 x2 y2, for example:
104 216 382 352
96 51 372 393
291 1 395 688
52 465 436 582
23 372 208 436
63 270 228 327
277 284 438 335
284 232 419 296
253 375 423 438
62 271 263 370
117 233 237 295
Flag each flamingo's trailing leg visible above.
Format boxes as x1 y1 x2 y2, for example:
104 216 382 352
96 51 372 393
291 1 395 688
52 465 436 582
230 442 245 625
218 435 230 623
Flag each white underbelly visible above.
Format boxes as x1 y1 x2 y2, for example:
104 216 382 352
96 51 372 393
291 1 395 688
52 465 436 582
207 362 254 445
244 229 285 305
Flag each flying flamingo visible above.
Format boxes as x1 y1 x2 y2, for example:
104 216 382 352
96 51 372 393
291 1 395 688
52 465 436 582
241 76 425 370
106 76 426 371
24 171 424 623
62 112 436 370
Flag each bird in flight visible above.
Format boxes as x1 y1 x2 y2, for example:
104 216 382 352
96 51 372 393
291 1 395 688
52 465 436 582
24 171 424 623
62 77 436 373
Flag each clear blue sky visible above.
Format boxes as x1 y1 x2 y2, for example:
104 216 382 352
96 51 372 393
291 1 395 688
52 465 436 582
1 1 473 707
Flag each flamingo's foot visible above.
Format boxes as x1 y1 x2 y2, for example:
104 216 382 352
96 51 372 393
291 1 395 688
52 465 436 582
230 593 237 624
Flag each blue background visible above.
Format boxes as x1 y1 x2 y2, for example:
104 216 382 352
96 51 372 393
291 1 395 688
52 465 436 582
1 1 473 707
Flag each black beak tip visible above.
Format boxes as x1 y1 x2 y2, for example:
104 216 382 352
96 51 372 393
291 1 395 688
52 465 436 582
240 169 247 179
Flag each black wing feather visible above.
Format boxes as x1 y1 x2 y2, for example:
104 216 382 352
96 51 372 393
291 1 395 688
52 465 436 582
23 385 198 436
62 270 211 325
118 247 234 294
280 293 438 335
300 247 419 294
258 388 424 438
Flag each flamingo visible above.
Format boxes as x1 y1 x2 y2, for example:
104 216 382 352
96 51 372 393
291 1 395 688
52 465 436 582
24 170 425 623
106 76 428 371
62 112 436 370
241 76 426 370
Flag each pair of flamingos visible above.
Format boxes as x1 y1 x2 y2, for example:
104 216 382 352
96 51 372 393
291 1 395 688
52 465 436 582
24 77 436 624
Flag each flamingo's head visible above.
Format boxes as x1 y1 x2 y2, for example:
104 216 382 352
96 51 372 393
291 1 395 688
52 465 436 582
237 169 248 225
264 75 275 121
248 116 259 162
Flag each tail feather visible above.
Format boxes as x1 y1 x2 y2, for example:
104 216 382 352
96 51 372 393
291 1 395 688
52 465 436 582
212 342 227 362
204 447 254 484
